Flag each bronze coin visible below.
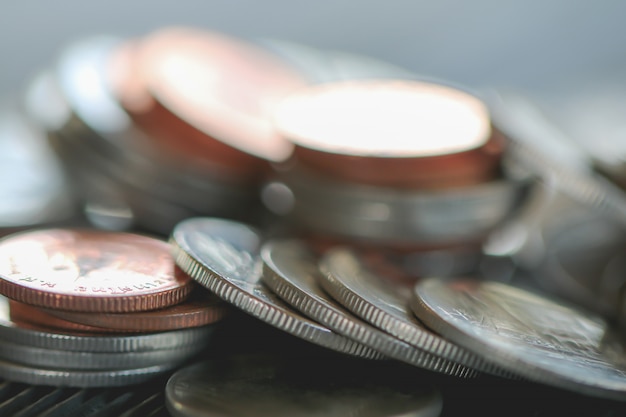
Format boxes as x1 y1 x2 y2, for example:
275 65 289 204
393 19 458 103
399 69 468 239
109 27 307 179
8 300 126 334
44 290 229 332
0 228 193 313
273 80 506 190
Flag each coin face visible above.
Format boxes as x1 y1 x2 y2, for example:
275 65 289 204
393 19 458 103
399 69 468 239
170 217 382 359
0 229 193 312
166 355 443 417
412 278 626 401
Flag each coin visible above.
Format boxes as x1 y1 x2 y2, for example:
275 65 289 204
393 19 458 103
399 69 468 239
0 295 213 352
0 338 204 371
166 354 443 417
0 228 194 312
411 277 626 400
114 26 306 170
0 359 176 388
316 246 511 378
169 217 382 360
272 80 505 189
260 239 477 378
43 289 230 332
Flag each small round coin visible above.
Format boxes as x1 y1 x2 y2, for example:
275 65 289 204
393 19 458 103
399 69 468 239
0 359 176 388
169 217 382 360
0 228 194 312
42 289 229 332
318 247 511 378
166 354 443 417
411 277 626 401
260 239 477 378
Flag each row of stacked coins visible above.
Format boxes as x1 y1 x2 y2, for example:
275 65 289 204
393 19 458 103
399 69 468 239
0 228 228 387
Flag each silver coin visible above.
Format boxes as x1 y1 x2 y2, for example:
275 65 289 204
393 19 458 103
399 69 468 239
488 89 626 229
166 355 443 417
0 358 174 388
0 295 213 352
278 164 530 246
317 246 512 378
411 277 626 401
0 100 75 232
260 239 477 378
169 217 382 360
0 338 205 370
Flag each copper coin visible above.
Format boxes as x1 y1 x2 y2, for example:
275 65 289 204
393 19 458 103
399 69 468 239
44 289 229 332
8 300 125 334
0 229 193 313
273 80 506 189
109 27 307 178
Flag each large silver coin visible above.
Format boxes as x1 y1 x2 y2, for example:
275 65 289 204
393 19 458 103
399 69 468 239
318 247 511 378
169 217 381 359
166 355 443 417
261 240 477 378
0 359 174 388
0 295 213 352
412 278 626 400
0 339 205 370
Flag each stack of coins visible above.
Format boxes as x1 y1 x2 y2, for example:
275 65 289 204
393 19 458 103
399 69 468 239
23 27 308 236
261 79 532 278
0 228 228 387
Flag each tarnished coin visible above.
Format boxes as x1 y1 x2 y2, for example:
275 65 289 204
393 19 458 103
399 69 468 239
0 228 194 312
166 354 443 417
0 338 204 370
0 295 214 352
0 359 175 388
42 289 229 332
261 239 477 378
412 278 626 401
169 217 382 359
318 247 511 378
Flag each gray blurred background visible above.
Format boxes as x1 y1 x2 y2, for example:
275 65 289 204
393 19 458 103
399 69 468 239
1 0 625 98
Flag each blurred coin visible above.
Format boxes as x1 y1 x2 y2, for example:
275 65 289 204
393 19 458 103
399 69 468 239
0 228 193 312
273 79 505 189
316 246 511 377
0 295 214 352
116 26 306 169
0 338 204 371
0 359 176 388
261 239 477 378
0 100 76 235
412 278 626 401
166 354 443 417
169 217 382 359
257 38 418 83
44 289 229 332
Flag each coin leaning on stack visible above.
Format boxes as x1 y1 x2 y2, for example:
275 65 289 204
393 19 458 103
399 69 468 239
0 228 229 387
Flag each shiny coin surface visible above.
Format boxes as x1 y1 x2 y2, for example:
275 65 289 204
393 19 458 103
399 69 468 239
0 295 213 352
169 217 381 359
0 228 193 312
43 289 229 332
318 247 510 377
261 239 476 378
412 278 626 400
0 338 205 370
0 359 175 388
166 355 443 417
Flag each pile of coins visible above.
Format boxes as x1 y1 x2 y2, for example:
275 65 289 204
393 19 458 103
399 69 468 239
0 23 626 414
0 228 227 387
